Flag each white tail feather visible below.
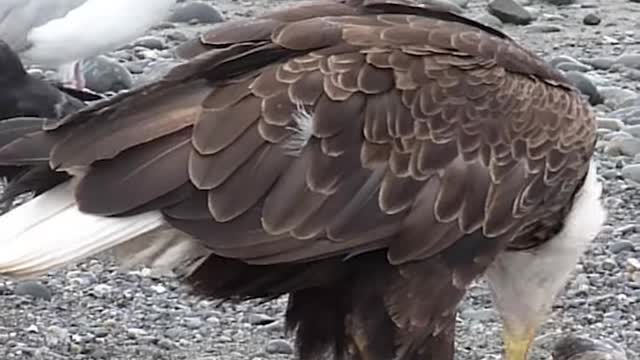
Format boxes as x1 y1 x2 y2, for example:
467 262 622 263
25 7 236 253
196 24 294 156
0 181 168 279
110 226 210 277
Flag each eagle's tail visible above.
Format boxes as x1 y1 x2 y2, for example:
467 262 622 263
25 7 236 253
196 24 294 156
0 180 166 279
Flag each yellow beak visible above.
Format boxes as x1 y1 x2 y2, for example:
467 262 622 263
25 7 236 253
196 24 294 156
503 327 535 360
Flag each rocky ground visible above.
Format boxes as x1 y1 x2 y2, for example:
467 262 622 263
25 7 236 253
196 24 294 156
1 0 640 359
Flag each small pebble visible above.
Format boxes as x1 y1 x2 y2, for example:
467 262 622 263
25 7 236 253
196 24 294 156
14 281 52 301
609 240 635 254
583 13 601 25
169 2 225 24
265 339 294 354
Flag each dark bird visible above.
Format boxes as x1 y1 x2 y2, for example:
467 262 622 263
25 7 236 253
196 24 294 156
0 39 87 120
0 39 101 205
0 1 606 359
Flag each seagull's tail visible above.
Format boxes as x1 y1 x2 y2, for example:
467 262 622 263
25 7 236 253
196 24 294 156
0 180 167 279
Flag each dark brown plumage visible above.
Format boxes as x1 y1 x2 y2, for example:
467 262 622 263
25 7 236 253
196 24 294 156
0 1 603 359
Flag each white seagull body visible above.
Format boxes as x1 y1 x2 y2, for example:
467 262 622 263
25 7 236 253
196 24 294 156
0 0 176 89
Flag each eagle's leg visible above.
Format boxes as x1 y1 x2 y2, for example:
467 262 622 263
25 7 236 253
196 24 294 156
345 314 385 360
345 311 456 360
347 339 374 360
416 322 456 360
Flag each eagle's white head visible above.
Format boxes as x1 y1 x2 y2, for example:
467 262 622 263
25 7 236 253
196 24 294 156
485 161 607 360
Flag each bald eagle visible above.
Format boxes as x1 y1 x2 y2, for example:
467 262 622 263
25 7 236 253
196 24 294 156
0 1 606 359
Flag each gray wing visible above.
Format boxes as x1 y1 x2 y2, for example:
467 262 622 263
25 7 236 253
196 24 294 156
0 0 87 53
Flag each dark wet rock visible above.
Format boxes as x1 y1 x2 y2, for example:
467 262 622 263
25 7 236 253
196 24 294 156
583 13 602 25
545 0 576 5
563 71 603 105
14 281 51 301
83 56 133 93
487 0 534 25
474 13 504 28
418 0 464 13
169 2 225 24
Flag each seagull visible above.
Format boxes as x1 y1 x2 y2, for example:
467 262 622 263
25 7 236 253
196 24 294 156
0 0 176 89
0 1 606 359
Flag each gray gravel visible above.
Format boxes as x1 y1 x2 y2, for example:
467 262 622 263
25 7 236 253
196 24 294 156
2 0 640 359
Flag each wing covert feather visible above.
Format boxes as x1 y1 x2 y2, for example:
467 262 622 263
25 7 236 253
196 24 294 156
10 0 596 268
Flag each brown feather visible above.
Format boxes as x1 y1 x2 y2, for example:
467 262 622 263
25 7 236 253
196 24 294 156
314 92 366 138
188 122 264 189
75 128 192 216
193 95 262 155
50 83 209 170
207 144 290 222
262 145 329 235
